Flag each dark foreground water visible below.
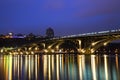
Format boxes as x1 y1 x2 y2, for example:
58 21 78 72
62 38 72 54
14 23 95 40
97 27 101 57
0 54 120 80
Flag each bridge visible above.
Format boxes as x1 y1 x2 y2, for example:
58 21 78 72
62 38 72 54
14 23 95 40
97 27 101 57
1 29 120 54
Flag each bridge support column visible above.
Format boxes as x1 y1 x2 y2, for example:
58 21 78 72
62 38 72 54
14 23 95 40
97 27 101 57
77 40 82 53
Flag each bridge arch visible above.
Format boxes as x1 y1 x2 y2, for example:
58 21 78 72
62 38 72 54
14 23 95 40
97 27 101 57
84 35 120 54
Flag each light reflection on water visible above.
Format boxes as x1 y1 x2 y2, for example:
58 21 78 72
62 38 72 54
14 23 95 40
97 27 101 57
0 54 120 80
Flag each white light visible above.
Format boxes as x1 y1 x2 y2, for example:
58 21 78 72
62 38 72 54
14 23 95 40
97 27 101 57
59 50 62 53
98 30 109 34
9 32 13 36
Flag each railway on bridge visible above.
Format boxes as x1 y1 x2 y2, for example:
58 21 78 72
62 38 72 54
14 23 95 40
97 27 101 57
1 29 120 54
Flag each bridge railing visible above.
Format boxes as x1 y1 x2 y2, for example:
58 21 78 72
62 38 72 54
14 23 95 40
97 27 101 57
61 29 120 38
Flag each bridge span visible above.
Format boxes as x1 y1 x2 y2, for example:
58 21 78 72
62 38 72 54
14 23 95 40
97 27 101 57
1 29 120 54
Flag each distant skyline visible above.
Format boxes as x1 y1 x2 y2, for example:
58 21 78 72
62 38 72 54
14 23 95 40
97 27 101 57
0 0 120 36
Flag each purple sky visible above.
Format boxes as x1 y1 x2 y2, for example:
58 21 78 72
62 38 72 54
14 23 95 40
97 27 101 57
0 0 120 36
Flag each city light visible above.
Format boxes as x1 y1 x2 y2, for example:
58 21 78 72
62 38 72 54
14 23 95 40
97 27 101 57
81 49 85 53
48 46 51 49
44 49 48 53
92 42 96 46
91 49 95 53
51 49 55 53
103 42 108 46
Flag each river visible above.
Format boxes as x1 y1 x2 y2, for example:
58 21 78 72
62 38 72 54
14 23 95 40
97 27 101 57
0 54 119 80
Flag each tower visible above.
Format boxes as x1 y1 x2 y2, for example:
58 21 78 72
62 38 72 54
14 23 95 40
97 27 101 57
46 27 54 38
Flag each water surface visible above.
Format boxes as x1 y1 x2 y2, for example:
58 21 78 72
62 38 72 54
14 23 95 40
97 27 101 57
0 54 120 80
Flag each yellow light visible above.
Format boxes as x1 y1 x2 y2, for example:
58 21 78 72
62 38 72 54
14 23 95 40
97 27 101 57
18 49 21 52
44 49 48 53
91 49 94 53
20 52 23 55
29 47 32 51
13 52 16 55
48 46 51 49
9 52 12 55
103 42 107 46
31 51 34 55
91 42 96 46
56 46 59 49
81 49 85 53
26 51 29 55
104 55 108 80
0 49 4 53
35 47 38 51
91 55 97 80
51 49 55 53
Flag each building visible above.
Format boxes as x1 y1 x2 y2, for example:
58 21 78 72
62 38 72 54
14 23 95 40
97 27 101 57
5 32 14 38
46 27 54 38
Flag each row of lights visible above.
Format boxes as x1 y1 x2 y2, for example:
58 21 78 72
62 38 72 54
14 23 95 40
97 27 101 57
62 29 120 38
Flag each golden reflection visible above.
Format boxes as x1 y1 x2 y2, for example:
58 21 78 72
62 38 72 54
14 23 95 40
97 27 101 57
3 55 13 80
43 55 47 80
31 55 34 76
13 56 18 78
20 55 23 77
91 55 97 80
104 55 108 80
48 55 51 80
60 54 64 77
82 55 85 80
28 55 31 80
35 55 38 80
0 53 120 80
37 55 40 75
51 55 55 80
9 55 12 80
25 55 28 78
56 55 60 80
52 55 54 73
4 56 8 80
78 55 83 80
17 55 20 80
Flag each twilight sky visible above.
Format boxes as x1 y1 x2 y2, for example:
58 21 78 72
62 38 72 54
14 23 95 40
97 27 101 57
0 0 120 36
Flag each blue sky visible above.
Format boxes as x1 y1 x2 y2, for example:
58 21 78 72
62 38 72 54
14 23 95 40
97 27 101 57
0 0 120 36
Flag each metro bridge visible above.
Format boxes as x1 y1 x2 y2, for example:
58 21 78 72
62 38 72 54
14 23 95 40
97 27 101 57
1 29 120 54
